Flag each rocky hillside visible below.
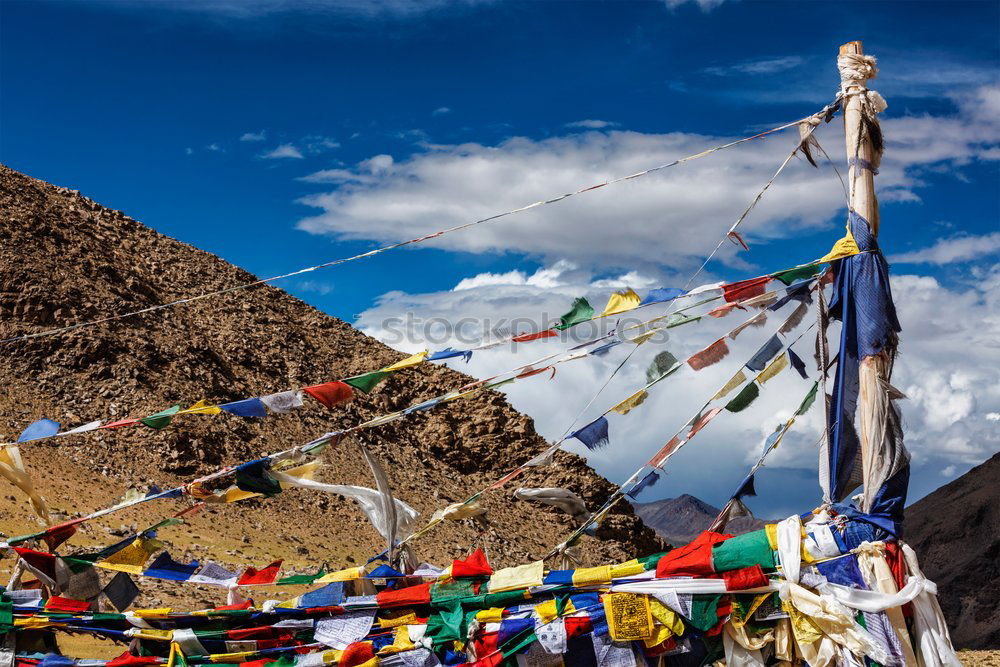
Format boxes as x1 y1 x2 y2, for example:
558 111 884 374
0 164 662 608
905 452 1000 649
632 493 766 545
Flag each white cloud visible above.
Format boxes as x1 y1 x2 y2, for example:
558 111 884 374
87 0 494 18
261 143 305 160
184 147 194 155
205 143 225 152
354 263 1000 511
303 136 340 153
890 232 1000 265
296 84 1000 274
566 119 618 130
433 107 452 116
663 0 726 11
240 131 266 142
453 261 576 291
704 56 806 77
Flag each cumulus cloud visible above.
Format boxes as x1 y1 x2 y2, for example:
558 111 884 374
432 107 452 116
296 84 1000 274
240 131 266 142
353 263 1000 513
704 56 806 77
261 143 305 159
890 232 1000 265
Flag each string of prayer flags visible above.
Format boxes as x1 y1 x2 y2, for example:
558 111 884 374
723 276 771 303
746 335 782 372
788 347 809 379
302 382 354 409
344 371 389 394
688 338 729 371
140 405 181 430
569 416 610 451
757 352 789 384
18 418 60 442
640 287 687 306
600 288 641 317
236 560 283 586
427 348 472 363
626 471 659 500
725 382 760 413
220 398 267 418
646 350 679 383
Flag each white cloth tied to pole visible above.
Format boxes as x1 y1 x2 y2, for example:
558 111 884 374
776 515 803 584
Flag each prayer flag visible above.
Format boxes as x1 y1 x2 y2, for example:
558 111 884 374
237 560 283 586
649 436 682 468
18 418 60 442
688 338 729 371
179 400 221 415
708 302 745 318
687 408 722 438
556 297 595 330
234 460 281 497
600 288 641 317
277 567 326 585
56 420 102 437
779 302 809 334
745 335 782 372
819 229 860 263
142 552 200 581
757 352 789 384
626 471 659 500
344 371 389 394
774 263 820 286
712 370 747 401
725 383 760 413
299 582 345 608
488 561 544 592
610 389 648 416
97 537 161 575
45 596 90 613
381 350 428 372
452 548 492 577
303 382 354 409
260 390 305 413
102 571 140 612
141 405 181 430
641 287 686 306
220 398 267 418
646 350 678 383
512 329 557 343
569 416 610 451
101 417 140 429
428 348 473 363
188 562 238 587
770 280 813 310
734 474 756 499
729 312 767 340
723 276 770 303
788 347 809 379
796 382 819 416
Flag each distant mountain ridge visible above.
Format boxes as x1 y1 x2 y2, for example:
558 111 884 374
631 493 767 545
904 451 1000 649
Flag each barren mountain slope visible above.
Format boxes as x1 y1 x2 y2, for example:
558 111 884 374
632 494 766 546
0 164 662 608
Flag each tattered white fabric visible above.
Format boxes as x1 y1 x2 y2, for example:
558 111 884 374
776 515 803 584
261 391 305 414
901 544 962 667
513 487 590 522
430 501 486 523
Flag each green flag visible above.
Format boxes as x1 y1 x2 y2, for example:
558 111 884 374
344 371 389 394
141 405 181 430
773 263 820 286
725 382 760 413
555 297 594 330
796 382 819 416
646 350 679 384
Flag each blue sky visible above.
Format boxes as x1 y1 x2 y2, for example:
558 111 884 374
2 0 998 520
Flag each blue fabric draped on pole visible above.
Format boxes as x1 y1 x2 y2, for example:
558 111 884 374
825 211 903 505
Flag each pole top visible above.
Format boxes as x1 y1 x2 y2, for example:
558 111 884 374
839 41 863 56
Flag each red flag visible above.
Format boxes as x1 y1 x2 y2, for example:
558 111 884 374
101 418 140 429
45 596 90 612
375 582 431 608
656 531 732 577
452 548 492 577
236 560 282 586
303 381 354 409
687 408 723 439
564 615 593 638
107 654 161 667
722 276 770 303
43 522 78 552
13 547 59 588
511 329 557 343
688 338 729 371
707 302 745 318
723 565 769 591
339 642 375 667
648 436 682 469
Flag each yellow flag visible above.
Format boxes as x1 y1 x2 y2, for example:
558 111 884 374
603 592 654 641
712 371 747 401
0 445 49 521
610 559 645 578
611 390 649 416
98 538 162 574
133 608 172 618
475 607 506 623
534 599 560 624
649 597 685 637
571 565 612 587
179 399 222 415
316 566 366 583
601 288 641 317
132 628 174 641
381 350 428 372
757 352 789 384
488 560 544 592
819 228 860 263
